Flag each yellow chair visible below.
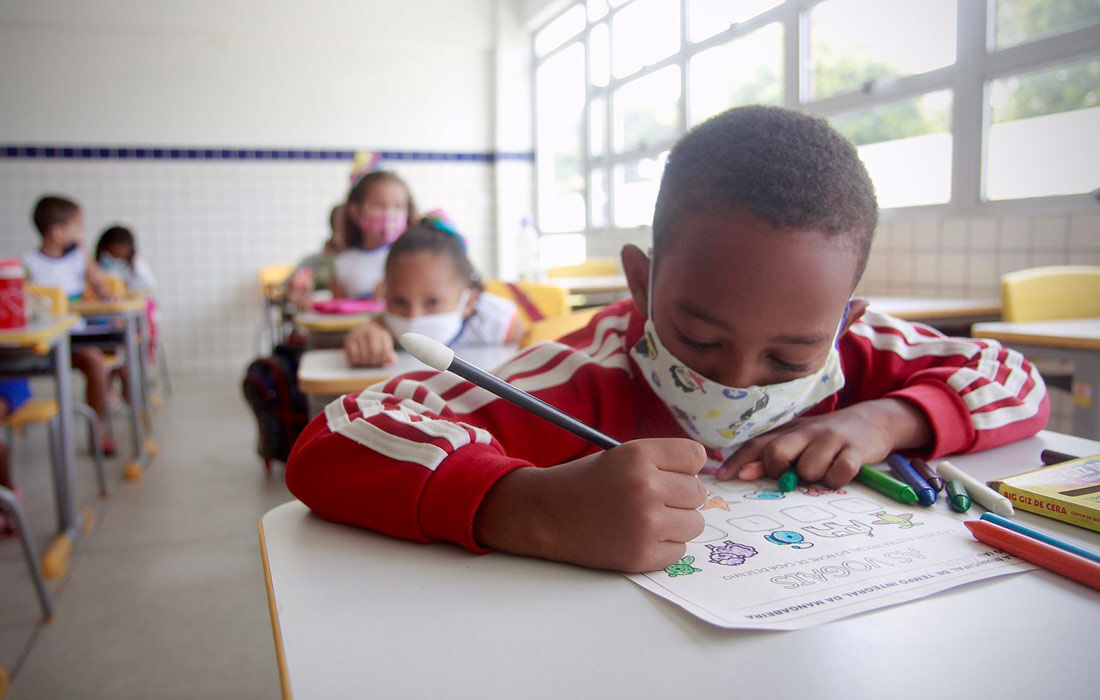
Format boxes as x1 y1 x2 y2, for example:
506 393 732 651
0 486 53 621
520 307 603 348
26 284 68 317
545 259 622 279
1 399 108 499
482 280 570 324
260 264 296 301
1001 266 1100 322
84 274 126 301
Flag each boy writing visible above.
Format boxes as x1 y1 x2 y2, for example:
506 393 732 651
286 106 1048 573
22 195 118 454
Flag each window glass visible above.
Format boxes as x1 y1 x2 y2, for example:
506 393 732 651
687 0 782 43
689 22 783 126
536 43 587 232
590 96 608 158
832 91 954 208
590 168 610 227
613 151 669 227
613 66 681 153
986 59 1100 200
590 22 610 87
587 0 610 22
535 5 586 57
991 0 1100 50
809 0 957 100
612 0 680 79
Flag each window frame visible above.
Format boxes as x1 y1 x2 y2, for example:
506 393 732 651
532 0 1100 237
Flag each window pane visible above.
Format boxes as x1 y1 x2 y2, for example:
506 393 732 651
535 5 586 57
689 22 783 126
587 0 610 22
590 95 608 157
832 91 953 208
536 43 586 232
613 66 681 152
616 151 664 225
613 152 668 227
590 168 610 227
809 0 957 100
687 0 782 43
590 23 610 87
612 0 680 79
986 59 1100 200
992 0 1100 50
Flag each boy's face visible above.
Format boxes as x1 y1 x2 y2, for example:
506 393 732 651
623 206 862 388
49 212 84 247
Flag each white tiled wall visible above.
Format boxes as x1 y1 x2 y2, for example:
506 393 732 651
0 156 507 377
859 210 1100 298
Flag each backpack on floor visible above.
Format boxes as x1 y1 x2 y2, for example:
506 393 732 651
241 341 308 471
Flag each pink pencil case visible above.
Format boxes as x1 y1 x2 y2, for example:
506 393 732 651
312 298 385 314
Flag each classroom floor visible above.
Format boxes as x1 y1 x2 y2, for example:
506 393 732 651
0 371 290 699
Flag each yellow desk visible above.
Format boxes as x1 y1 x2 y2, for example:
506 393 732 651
298 346 519 416
0 315 87 578
867 296 1001 327
70 296 155 480
974 318 1100 439
295 312 375 350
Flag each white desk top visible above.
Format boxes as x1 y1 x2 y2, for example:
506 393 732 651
972 318 1100 351
298 345 519 395
260 430 1100 700
866 296 1001 321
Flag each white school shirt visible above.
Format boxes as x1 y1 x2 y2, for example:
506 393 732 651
453 291 518 346
22 246 87 298
333 246 389 298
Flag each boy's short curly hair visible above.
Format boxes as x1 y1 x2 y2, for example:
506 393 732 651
653 105 878 282
32 195 81 237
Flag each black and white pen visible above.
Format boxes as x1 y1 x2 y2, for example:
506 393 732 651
399 332 621 450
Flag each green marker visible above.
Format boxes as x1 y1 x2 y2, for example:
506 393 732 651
945 479 971 512
777 467 799 492
857 465 919 504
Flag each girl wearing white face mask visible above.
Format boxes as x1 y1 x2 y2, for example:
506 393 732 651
342 215 525 367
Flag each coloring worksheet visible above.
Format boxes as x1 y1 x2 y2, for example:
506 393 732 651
627 475 1034 630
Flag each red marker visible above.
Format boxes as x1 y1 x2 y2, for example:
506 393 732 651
963 520 1100 592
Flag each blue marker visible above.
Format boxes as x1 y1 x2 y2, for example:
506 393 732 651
979 512 1100 564
886 454 937 506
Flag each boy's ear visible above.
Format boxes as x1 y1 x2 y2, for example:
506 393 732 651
620 244 651 316
841 297 870 336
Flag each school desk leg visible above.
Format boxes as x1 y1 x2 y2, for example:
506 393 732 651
122 309 154 481
45 333 84 578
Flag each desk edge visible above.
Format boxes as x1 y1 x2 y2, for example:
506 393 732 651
259 518 294 700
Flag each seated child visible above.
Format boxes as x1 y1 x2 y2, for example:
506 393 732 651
22 195 118 455
95 225 157 293
0 379 32 535
331 171 418 300
287 106 1049 574
342 215 524 367
286 204 348 311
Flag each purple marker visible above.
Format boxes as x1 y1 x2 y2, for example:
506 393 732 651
886 455 937 506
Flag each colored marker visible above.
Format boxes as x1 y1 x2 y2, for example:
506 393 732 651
963 520 1100 591
909 456 944 492
886 455 937 506
945 479 971 512
777 467 799 492
1040 449 1079 466
857 465 918 505
399 333 620 450
936 460 1014 517
980 512 1100 564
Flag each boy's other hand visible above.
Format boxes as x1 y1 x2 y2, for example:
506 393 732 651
474 439 708 573
715 399 932 489
344 321 397 367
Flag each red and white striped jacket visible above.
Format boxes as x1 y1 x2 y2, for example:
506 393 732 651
286 300 1049 552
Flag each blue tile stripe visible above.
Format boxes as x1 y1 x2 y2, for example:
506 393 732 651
0 145 533 163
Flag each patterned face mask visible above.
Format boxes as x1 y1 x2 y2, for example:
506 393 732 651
630 257 846 449
357 210 408 245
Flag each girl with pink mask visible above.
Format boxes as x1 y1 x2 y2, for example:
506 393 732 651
331 171 418 299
